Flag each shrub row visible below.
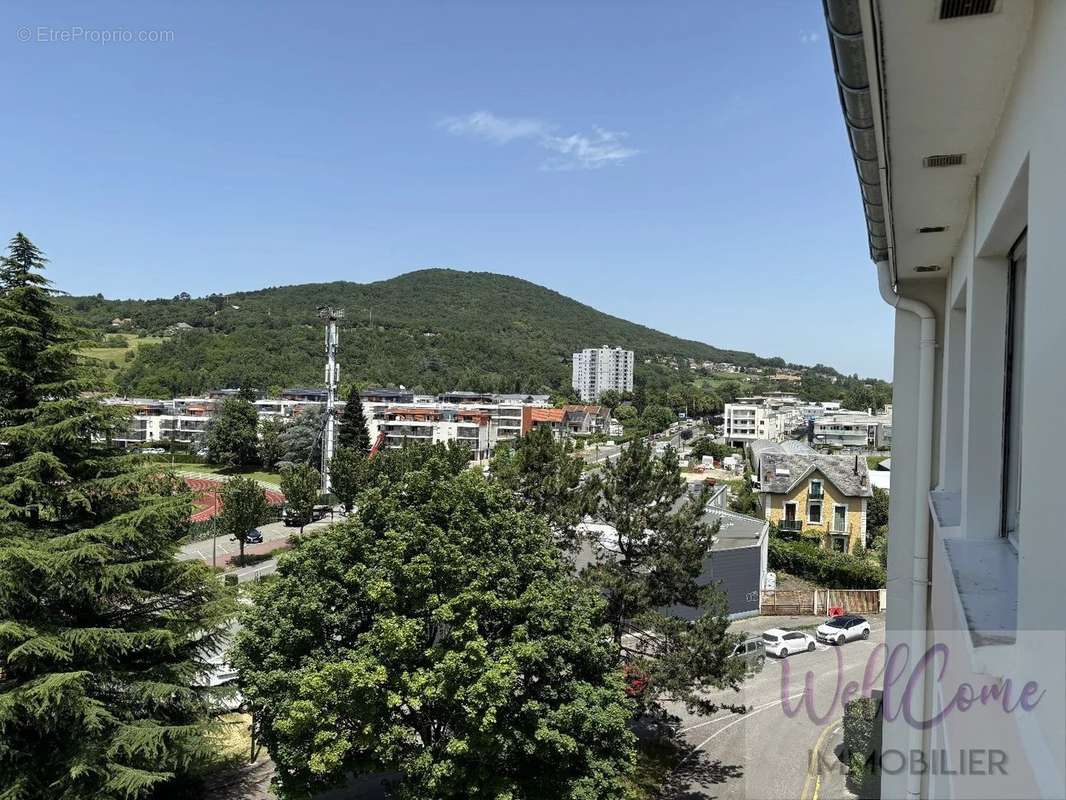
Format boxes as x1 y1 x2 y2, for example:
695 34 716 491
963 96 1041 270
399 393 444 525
768 538 885 589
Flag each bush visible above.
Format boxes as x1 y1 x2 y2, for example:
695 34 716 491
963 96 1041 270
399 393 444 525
768 538 885 588
843 694 882 798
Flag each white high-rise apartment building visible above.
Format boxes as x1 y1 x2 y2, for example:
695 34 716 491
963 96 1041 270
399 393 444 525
571 346 634 403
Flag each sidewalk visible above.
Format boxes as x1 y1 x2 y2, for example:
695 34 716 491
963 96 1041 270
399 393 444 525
729 614 830 636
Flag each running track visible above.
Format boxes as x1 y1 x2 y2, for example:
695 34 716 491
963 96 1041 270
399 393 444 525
185 477 285 523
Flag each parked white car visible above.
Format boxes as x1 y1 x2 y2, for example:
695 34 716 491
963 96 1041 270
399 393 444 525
761 628 816 658
816 614 871 645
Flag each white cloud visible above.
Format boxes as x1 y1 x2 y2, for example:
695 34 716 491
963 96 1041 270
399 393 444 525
438 110 552 144
540 128 639 171
800 31 820 44
439 111 639 170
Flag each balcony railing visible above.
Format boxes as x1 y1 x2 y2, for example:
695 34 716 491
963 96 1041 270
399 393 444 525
830 521 851 535
779 519 804 532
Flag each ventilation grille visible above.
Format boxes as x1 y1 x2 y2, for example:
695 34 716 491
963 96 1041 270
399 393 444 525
923 153 967 168
918 225 948 233
940 0 996 19
914 265 942 273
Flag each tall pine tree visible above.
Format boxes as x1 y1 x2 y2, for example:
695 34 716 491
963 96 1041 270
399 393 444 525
336 384 370 452
0 234 235 799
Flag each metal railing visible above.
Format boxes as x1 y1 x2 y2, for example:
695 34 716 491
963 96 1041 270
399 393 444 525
779 519 804 532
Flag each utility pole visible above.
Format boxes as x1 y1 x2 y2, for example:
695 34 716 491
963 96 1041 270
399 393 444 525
317 305 343 493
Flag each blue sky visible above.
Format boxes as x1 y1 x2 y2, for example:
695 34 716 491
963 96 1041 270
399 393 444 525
1 1 893 378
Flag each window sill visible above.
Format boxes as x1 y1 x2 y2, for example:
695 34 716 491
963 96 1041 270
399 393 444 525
930 490 1019 674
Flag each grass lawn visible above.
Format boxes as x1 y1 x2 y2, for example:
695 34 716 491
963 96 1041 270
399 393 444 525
80 333 165 386
175 464 282 486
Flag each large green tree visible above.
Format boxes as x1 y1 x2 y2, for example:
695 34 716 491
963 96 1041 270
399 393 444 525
217 475 269 565
336 385 371 452
206 396 260 467
277 406 325 469
257 415 286 470
232 445 635 800
327 446 364 513
0 234 235 799
490 426 597 550
279 463 320 533
585 438 745 715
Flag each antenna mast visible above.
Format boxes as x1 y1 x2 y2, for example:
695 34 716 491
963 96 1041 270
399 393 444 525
317 305 343 492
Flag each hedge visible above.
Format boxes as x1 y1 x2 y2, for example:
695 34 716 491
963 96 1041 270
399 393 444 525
843 693 883 798
768 538 885 589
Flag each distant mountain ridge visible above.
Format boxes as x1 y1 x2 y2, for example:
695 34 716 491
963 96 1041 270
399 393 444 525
62 268 791 396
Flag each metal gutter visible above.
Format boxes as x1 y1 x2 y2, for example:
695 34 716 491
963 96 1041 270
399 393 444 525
823 0 888 262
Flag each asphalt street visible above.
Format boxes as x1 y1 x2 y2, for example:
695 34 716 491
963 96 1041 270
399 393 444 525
659 615 885 800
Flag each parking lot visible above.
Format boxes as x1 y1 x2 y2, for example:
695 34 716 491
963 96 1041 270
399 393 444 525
659 614 885 799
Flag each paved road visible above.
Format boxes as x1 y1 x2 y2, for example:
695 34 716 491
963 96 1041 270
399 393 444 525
659 615 884 800
179 513 341 578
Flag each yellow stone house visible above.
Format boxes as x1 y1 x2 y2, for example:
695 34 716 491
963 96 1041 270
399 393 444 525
755 452 872 552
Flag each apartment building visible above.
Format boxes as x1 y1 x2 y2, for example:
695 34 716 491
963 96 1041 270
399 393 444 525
375 406 491 460
571 346 634 403
723 401 789 447
756 452 871 552
825 1 1065 797
812 410 892 450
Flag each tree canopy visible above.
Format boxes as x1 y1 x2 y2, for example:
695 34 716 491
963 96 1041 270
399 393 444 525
337 385 371 452
233 445 636 800
490 426 597 550
584 439 746 715
0 233 235 799
206 396 260 466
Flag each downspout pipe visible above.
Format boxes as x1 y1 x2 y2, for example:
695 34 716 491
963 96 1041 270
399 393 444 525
877 259 936 800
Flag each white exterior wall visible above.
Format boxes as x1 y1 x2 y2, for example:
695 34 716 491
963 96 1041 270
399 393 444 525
571 346 634 403
882 5 1066 797
723 403 787 446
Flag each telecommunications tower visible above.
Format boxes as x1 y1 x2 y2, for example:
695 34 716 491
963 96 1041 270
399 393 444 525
317 305 343 492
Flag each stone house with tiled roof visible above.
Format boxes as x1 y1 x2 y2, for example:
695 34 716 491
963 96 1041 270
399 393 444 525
757 452 873 553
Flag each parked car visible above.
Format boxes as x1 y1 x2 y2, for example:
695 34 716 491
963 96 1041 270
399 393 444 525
142 447 166 454
816 614 871 645
762 628 816 658
244 529 264 544
282 504 331 527
728 637 766 671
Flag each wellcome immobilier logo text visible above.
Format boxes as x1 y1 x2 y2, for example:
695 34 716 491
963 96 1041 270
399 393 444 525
770 633 1064 798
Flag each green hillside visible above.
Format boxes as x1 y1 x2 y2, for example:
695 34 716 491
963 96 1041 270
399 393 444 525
62 269 786 397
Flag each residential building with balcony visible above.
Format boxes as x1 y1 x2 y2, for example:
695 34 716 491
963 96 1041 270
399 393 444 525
723 402 788 447
376 406 491 460
571 346 634 403
812 410 892 450
825 1 1065 796
521 406 566 439
756 452 871 552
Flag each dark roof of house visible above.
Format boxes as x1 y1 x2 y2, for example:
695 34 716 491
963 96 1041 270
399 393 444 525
759 452 873 498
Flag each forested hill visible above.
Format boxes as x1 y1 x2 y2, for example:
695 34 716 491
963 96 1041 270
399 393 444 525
62 269 789 397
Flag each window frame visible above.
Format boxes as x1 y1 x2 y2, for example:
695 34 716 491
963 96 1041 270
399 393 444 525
808 500 822 525
1000 230 1027 547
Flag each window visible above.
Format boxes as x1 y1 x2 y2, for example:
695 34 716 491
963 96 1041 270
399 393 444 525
810 479 823 498
1001 232 1026 542
808 501 822 524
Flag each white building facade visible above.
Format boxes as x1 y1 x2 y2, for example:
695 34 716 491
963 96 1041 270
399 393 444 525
571 346 634 403
723 402 788 447
826 2 1065 797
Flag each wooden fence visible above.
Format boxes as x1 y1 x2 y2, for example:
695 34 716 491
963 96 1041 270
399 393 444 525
760 588 885 616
